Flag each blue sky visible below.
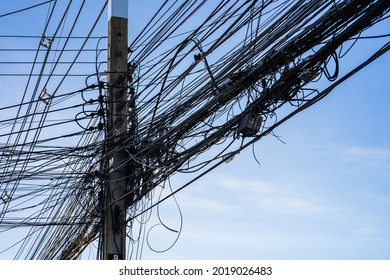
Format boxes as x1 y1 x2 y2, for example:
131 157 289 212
126 1 390 260
145 56 390 259
135 35 390 259
0 1 389 260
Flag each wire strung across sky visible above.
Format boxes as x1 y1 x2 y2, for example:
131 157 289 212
0 0 389 260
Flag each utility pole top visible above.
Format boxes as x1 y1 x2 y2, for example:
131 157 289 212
108 0 128 20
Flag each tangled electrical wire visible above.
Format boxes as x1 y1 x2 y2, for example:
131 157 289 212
0 0 389 260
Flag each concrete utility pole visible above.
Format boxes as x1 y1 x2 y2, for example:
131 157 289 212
103 0 128 260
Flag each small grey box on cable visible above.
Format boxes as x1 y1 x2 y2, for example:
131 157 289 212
238 112 263 137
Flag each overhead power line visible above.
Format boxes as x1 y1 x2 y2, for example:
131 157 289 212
0 1 55 18
0 0 389 260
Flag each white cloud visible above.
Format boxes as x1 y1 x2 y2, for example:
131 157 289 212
177 173 336 219
156 146 390 259
343 146 390 165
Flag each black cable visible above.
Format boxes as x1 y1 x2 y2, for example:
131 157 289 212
0 0 55 18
